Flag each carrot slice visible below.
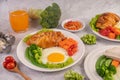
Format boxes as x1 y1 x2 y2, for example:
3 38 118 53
108 32 116 39
111 60 120 67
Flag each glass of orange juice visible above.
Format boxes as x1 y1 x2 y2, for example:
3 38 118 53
9 9 29 33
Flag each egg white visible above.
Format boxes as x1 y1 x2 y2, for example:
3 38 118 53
41 47 69 64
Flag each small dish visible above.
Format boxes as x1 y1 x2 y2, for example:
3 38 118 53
61 18 85 32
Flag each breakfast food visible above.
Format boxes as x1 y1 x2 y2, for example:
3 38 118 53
26 30 66 48
24 29 78 69
96 12 120 29
90 12 120 40
95 47 120 80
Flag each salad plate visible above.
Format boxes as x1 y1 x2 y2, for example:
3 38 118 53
84 45 120 80
17 29 85 72
90 12 120 42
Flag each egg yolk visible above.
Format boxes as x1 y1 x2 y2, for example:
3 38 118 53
47 53 65 62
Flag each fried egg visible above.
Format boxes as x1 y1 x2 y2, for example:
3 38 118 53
41 47 69 64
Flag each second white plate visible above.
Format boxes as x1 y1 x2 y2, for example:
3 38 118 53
84 45 120 80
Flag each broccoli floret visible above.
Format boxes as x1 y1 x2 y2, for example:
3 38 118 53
64 70 84 80
40 3 61 28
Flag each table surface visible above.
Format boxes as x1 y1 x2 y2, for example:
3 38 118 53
0 0 120 80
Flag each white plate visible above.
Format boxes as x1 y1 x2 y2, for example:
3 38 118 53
17 29 85 72
92 29 120 42
84 45 120 80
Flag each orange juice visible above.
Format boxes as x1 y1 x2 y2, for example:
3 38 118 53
9 10 29 32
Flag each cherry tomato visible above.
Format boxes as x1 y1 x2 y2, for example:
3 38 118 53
6 62 16 69
5 56 14 63
3 62 7 68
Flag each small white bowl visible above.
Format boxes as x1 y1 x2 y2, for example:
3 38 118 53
61 18 85 32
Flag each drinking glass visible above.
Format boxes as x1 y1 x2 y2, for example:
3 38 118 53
9 9 29 32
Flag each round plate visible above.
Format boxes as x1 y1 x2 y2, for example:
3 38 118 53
84 45 120 80
17 29 85 72
92 29 120 42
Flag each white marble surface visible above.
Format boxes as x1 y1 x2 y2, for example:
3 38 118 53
0 0 120 80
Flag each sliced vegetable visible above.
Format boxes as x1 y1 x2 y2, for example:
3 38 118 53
99 27 111 36
108 33 116 39
96 55 106 77
59 38 78 56
47 57 74 69
96 55 117 80
111 60 120 67
81 34 96 45
109 26 120 35
25 44 47 68
64 70 84 80
104 58 112 67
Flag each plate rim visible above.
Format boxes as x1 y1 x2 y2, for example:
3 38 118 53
17 29 85 72
84 45 120 80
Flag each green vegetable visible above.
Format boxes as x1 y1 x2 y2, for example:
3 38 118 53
95 55 117 80
96 55 106 77
25 44 47 68
89 14 100 32
40 3 61 28
28 8 43 19
108 65 117 75
116 35 120 40
81 34 96 45
37 28 53 33
23 35 32 42
25 44 74 69
104 58 112 67
47 57 74 69
28 3 61 28
103 65 116 80
64 70 84 80
96 55 106 70
103 74 114 80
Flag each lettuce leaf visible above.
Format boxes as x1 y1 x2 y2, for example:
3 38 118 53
47 57 74 69
23 35 32 42
89 14 101 32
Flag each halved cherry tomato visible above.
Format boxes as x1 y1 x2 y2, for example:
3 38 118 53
6 62 16 69
5 56 14 63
